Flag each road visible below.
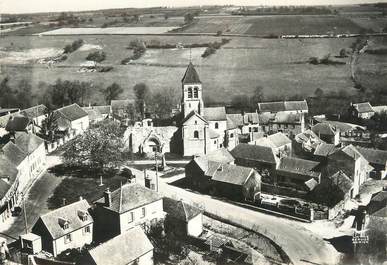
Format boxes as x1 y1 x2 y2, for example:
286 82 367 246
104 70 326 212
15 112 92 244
135 168 341 265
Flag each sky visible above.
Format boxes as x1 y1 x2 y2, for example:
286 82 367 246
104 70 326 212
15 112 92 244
1 0 386 14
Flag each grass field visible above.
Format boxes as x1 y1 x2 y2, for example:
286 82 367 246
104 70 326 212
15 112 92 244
182 15 365 36
0 34 357 106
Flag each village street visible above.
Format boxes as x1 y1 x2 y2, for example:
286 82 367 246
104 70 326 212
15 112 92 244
132 167 342 265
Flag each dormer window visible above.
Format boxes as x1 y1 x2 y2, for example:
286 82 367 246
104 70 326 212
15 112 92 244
58 218 70 230
78 210 88 222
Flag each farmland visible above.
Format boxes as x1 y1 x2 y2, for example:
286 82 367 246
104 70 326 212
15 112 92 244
181 15 365 36
37 26 179 35
0 33 357 106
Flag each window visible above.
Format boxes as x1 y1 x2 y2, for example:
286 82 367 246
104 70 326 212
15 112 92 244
63 223 69 230
254 127 258 132
141 207 146 218
195 120 197 125
194 87 199 98
83 226 91 234
128 212 134 223
215 122 219 129
249 127 252 132
194 131 199 139
64 234 72 244
230 133 234 138
188 87 193 98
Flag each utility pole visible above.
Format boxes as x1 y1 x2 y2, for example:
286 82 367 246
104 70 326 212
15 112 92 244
154 152 159 192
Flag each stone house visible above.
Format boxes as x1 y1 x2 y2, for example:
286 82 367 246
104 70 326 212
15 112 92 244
259 112 305 138
82 226 154 265
93 183 165 241
257 100 309 114
311 123 340 146
163 198 203 237
356 147 387 179
350 102 375 119
54 103 89 134
327 145 372 197
294 129 323 155
226 112 260 143
31 199 93 257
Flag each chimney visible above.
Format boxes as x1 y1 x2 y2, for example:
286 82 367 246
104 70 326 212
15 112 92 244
79 196 83 201
104 188 112 207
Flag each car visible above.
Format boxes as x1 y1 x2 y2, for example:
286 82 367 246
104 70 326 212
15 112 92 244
12 206 22 216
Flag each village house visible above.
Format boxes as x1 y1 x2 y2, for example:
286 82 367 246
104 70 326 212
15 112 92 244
259 111 305 138
82 105 111 124
294 129 324 156
327 145 372 198
5 115 34 134
185 154 261 201
54 103 90 135
226 112 260 143
249 132 292 157
2 132 46 193
163 197 203 237
356 147 387 179
20 104 48 131
257 100 309 114
231 143 280 173
311 122 340 146
0 154 19 224
81 226 154 265
319 120 369 146
313 143 338 163
203 106 227 147
93 183 164 241
31 199 93 257
350 102 375 119
224 116 241 150
276 157 321 192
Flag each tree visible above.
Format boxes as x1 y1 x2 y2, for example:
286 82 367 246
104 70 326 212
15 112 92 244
184 13 195 24
47 79 92 108
0 77 15 108
63 120 124 170
314 88 324 98
339 48 348 58
252 86 264 104
133 83 150 118
86 51 106 63
102 83 123 104
164 13 169 20
149 88 177 119
40 111 59 141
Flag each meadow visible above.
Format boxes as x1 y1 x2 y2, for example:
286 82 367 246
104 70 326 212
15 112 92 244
0 34 357 106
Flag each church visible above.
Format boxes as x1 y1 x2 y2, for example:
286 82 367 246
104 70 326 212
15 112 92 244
125 62 240 157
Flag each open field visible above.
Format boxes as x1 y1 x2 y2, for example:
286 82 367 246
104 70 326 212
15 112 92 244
349 17 387 33
37 26 179 35
0 34 358 106
182 15 365 36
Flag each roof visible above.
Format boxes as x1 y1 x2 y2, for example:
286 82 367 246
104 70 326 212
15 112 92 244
83 108 103 121
226 114 244 128
87 226 153 265
277 157 320 179
95 183 161 214
14 132 44 154
353 102 374 113
0 108 19 116
205 148 235 164
243 112 260 124
272 112 302 124
2 141 27 165
312 123 338 136
314 143 337 157
181 111 208 125
295 129 323 149
340 145 365 161
304 178 319 191
83 105 111 115
5 115 31 131
226 116 238 130
267 133 291 148
328 171 353 195
182 62 201 84
0 154 18 198
55 104 88 121
211 163 254 186
203 107 226 121
258 100 308 113
355 147 387 166
163 197 202 221
37 200 92 239
20 105 47 119
321 120 366 133
231 143 278 165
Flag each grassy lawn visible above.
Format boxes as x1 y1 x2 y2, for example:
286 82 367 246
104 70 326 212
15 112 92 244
47 165 129 209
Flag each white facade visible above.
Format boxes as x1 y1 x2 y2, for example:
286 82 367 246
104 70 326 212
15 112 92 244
187 213 203 237
52 224 93 257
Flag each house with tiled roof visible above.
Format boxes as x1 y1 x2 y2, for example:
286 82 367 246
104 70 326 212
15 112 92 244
82 226 153 265
258 111 305 138
2 132 46 195
94 183 164 241
163 197 203 237
31 199 93 257
0 154 19 224
294 129 324 156
356 147 387 179
327 145 372 197
5 115 33 133
257 100 308 114
231 143 280 173
350 102 375 119
276 157 321 191
311 123 340 146
20 104 48 130
249 132 292 157
54 103 89 134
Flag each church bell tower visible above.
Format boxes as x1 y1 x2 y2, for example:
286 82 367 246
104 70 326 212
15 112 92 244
181 62 204 117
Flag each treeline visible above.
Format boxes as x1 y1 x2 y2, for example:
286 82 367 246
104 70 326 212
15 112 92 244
232 6 334 16
0 77 33 109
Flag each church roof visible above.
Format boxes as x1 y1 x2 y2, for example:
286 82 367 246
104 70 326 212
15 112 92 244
203 107 226 121
181 111 208 125
182 62 201 84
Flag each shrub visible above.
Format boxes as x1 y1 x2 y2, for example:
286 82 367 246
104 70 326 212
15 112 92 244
86 51 106 62
202 47 216 58
63 39 83 54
